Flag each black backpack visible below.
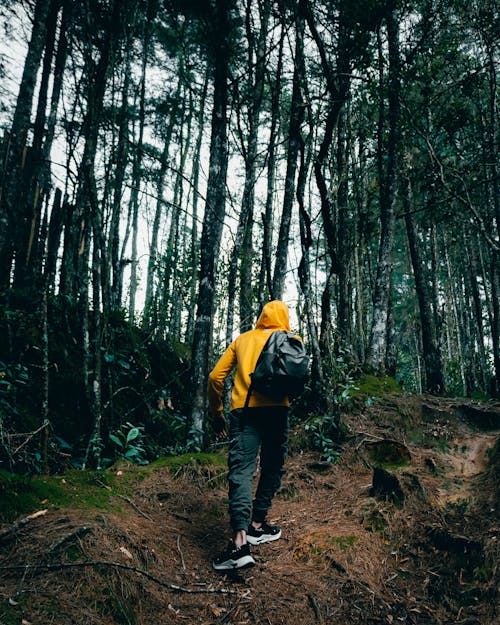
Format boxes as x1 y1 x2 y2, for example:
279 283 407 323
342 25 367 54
245 331 309 405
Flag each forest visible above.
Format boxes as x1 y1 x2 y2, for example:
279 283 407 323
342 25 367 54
0 0 498 473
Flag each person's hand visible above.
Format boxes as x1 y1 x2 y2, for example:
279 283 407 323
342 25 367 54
212 413 227 439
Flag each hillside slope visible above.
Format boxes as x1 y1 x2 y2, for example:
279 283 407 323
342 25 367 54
0 395 499 625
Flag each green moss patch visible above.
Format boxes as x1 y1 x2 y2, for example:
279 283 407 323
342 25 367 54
149 452 226 471
0 468 120 523
353 374 402 397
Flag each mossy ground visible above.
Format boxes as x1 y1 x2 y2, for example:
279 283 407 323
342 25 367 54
352 373 402 397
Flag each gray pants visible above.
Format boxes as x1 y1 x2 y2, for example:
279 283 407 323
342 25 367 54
228 407 289 532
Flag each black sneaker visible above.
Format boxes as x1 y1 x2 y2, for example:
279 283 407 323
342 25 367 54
212 542 255 571
246 522 282 545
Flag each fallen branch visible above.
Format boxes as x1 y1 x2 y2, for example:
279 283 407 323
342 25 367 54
0 561 238 594
308 593 323 622
47 526 92 555
115 493 153 521
0 509 48 541
176 535 186 571
96 479 153 521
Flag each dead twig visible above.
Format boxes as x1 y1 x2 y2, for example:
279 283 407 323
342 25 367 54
12 420 50 455
0 561 238 594
176 535 186 571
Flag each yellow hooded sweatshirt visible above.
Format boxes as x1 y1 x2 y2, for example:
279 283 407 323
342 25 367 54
208 300 294 416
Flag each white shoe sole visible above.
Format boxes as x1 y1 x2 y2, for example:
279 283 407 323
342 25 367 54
246 530 282 546
212 554 255 571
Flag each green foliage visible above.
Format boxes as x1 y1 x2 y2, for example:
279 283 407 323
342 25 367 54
304 415 342 464
0 293 193 474
108 422 148 465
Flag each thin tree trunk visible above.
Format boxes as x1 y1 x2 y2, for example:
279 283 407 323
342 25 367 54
402 170 444 393
271 2 305 299
257 19 284 310
296 86 324 402
238 0 269 331
186 72 208 342
127 4 152 321
443 234 466 394
109 46 132 310
464 228 488 390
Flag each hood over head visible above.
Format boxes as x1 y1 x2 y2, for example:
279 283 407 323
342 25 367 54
255 300 291 331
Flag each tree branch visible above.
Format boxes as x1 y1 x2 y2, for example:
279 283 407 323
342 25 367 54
0 560 238 594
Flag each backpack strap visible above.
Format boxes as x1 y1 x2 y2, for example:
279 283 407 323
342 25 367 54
244 383 253 409
243 330 281 409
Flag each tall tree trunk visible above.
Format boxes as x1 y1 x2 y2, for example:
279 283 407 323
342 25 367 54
402 169 444 393
296 75 325 402
271 2 305 299
336 104 352 344
13 0 61 291
0 0 51 289
257 17 284 309
464 228 488 391
43 187 63 291
239 0 269 330
158 94 190 338
189 0 230 445
127 2 152 321
226 0 269 341
109 46 132 310
75 0 125 467
186 72 208 342
485 44 500 394
367 3 401 373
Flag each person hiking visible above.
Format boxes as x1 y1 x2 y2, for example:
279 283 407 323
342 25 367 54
208 300 302 570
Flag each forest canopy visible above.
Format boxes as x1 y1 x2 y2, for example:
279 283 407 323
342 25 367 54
0 0 498 472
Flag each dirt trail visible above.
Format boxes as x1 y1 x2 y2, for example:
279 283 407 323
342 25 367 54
448 432 498 476
429 431 498 506
0 394 499 625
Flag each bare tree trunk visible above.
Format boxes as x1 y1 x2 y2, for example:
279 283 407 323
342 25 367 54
74 0 125 467
443 234 466 394
367 4 401 373
336 104 352 344
485 45 500 394
189 0 230 446
109 45 132 310
402 169 444 393
14 0 61 290
239 0 269 330
158 94 191 338
127 3 152 321
0 0 51 288
186 72 208 342
351 127 368 362
464 228 489 391
271 2 305 299
296 78 325 402
257 24 283 310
